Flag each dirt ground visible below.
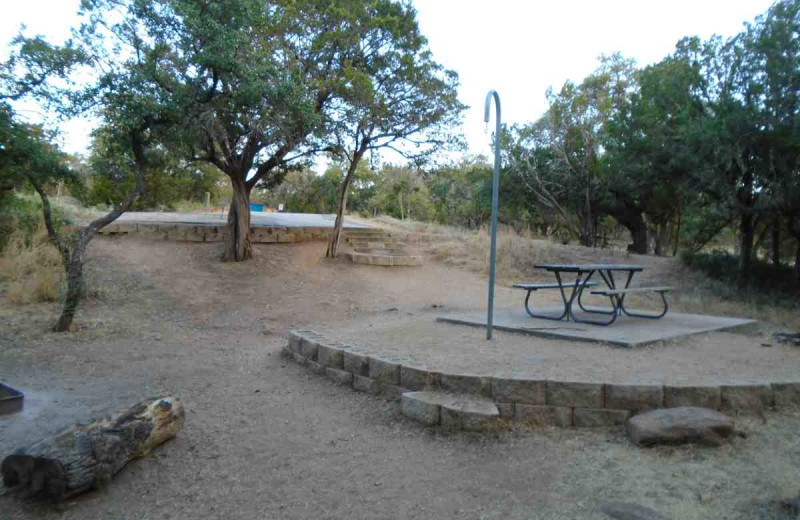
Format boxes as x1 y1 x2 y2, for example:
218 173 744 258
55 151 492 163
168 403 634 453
1 237 799 520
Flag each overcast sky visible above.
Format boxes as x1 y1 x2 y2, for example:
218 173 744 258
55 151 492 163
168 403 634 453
2 0 776 161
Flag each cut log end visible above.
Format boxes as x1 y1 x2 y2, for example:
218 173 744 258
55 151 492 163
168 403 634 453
1 396 184 502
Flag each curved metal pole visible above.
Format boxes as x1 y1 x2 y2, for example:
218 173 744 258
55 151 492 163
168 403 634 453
484 90 501 340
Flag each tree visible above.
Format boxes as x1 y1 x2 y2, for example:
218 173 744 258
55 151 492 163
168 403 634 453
510 55 637 248
368 165 433 221
321 1 465 257
602 54 707 255
1 1 183 330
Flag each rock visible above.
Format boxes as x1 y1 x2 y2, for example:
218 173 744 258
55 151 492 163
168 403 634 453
626 407 735 446
600 502 671 520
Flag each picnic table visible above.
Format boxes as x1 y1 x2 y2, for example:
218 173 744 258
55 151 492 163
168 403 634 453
512 264 672 326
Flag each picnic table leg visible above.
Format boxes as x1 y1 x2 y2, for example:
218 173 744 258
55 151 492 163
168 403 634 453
567 270 619 326
618 290 670 319
574 270 617 317
522 289 568 321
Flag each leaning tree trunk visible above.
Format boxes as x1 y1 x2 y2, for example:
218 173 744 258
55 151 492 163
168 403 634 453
28 127 147 332
223 177 253 262
54 234 90 332
327 147 367 258
1 396 184 501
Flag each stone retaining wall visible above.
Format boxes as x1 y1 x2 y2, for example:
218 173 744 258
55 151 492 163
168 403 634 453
285 330 800 429
99 223 338 243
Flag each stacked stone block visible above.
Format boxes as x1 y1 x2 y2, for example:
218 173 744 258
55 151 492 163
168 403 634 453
284 330 800 432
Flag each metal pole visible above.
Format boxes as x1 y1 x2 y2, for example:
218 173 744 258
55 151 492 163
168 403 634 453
484 90 501 340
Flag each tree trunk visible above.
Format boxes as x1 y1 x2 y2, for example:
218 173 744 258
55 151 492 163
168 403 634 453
771 223 780 267
223 177 252 262
1 396 184 502
672 208 683 257
607 199 648 254
795 239 800 281
327 147 367 258
737 213 755 289
50 128 148 332
54 235 89 332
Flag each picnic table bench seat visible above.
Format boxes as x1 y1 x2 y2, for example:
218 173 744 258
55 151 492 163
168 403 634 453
591 285 674 320
512 281 599 321
590 286 673 296
512 282 598 291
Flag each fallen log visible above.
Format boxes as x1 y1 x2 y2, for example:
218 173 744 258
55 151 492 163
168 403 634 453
1 395 184 501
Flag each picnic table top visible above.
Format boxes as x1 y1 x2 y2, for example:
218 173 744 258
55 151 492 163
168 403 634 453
534 264 645 272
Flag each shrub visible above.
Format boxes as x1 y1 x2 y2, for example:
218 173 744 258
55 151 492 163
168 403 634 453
0 218 65 304
680 249 799 305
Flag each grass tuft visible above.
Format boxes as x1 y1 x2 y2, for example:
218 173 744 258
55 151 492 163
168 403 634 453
0 227 64 303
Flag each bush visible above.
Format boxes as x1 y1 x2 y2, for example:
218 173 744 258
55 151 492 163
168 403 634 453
0 226 64 303
680 249 799 305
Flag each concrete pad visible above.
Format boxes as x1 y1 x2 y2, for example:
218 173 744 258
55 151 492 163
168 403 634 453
436 309 756 348
111 211 368 229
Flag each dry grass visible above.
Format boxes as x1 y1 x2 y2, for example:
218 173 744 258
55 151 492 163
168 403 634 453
0 227 64 303
368 216 800 326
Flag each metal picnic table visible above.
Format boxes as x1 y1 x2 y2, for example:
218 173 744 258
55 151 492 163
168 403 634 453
516 264 672 326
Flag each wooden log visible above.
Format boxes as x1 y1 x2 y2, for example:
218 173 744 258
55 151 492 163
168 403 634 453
1 396 184 502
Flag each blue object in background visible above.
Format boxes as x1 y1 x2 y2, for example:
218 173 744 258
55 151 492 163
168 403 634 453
250 203 265 212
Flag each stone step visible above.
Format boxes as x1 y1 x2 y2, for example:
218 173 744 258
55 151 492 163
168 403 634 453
352 248 406 255
401 391 500 431
347 253 422 267
343 230 388 237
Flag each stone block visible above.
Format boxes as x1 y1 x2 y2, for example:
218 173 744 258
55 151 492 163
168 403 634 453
299 338 319 361
720 381 774 410
380 384 405 402
441 398 500 432
306 360 326 376
280 345 293 358
353 375 376 393
491 377 546 404
772 381 800 408
400 366 439 390
317 344 344 368
664 384 721 409
441 406 461 430
343 351 370 376
326 367 353 386
292 352 307 367
401 392 441 425
605 383 664 410
497 402 514 419
547 380 604 408
514 404 573 427
369 358 400 385
288 332 303 353
371 255 393 266
439 373 491 397
573 408 630 428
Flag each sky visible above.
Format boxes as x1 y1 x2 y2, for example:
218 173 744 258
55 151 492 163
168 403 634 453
1 0 777 162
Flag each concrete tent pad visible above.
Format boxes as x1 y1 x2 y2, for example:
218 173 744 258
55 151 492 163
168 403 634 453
436 309 756 348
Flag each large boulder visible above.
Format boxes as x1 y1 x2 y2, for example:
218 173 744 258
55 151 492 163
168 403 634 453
626 407 735 446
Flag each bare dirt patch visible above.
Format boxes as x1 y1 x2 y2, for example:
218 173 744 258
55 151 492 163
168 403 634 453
0 237 798 520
